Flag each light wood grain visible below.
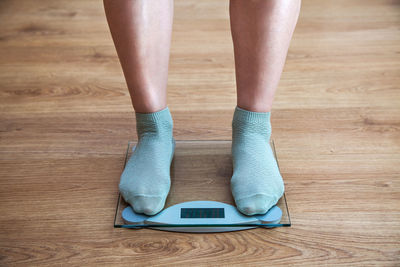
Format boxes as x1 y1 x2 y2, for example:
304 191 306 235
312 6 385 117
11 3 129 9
0 0 399 266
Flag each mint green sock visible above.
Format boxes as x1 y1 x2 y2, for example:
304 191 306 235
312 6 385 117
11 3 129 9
119 107 175 215
231 106 284 216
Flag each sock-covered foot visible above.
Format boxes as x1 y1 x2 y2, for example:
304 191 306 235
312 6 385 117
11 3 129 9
231 106 284 216
119 106 175 216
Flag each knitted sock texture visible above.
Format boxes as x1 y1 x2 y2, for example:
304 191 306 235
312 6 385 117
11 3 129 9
231 106 284 215
119 106 175 215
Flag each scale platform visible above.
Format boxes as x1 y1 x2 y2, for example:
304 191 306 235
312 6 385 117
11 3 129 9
114 140 291 233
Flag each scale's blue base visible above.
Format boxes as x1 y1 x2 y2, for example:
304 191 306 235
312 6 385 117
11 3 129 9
122 200 282 233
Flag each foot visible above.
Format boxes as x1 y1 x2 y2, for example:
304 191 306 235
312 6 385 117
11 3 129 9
231 106 284 216
119 107 175 216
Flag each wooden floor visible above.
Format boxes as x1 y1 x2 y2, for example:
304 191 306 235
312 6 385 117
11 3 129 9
1 0 399 266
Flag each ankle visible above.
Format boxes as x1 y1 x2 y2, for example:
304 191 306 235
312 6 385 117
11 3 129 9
135 106 173 139
236 103 272 113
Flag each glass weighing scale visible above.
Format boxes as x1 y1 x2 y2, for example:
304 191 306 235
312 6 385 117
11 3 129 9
114 140 291 233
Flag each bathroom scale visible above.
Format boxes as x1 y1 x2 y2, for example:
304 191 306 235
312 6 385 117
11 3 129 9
114 140 291 233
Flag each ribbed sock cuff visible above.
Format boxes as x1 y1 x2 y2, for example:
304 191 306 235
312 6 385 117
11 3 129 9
233 106 271 124
135 106 172 123
135 106 173 138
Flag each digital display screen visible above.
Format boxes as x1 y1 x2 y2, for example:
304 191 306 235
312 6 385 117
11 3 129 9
181 208 225 218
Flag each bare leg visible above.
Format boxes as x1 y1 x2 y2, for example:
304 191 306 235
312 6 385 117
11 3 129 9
230 0 301 112
103 0 174 113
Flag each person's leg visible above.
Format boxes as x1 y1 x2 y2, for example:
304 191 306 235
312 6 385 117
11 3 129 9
103 0 173 113
229 0 301 215
104 0 175 215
